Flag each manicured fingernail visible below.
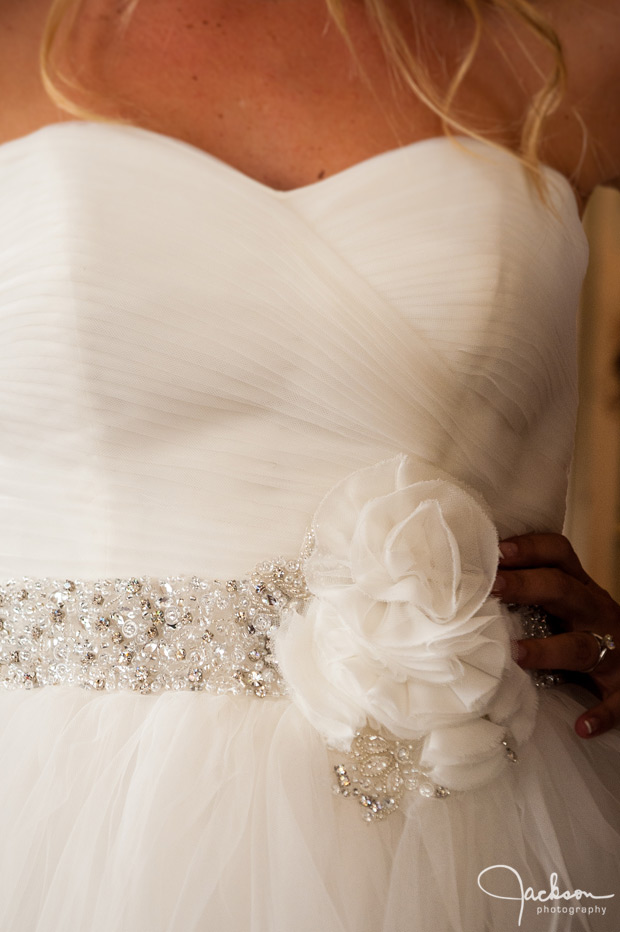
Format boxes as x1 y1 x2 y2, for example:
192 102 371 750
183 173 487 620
491 574 506 595
583 717 599 736
499 542 518 561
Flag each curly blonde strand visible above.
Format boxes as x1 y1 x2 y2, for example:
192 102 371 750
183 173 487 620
41 0 140 119
326 0 566 193
40 0 87 115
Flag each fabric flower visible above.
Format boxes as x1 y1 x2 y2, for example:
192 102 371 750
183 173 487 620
274 454 537 791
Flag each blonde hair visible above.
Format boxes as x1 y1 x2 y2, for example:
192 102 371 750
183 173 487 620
41 0 566 189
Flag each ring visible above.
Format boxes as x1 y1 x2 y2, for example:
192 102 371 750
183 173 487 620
583 632 617 674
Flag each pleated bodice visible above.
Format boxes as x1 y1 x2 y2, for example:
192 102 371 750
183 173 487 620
0 122 588 577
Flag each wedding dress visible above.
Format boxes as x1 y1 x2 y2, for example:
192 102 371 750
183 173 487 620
0 121 619 932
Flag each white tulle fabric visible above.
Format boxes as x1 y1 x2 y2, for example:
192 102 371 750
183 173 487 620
0 122 619 932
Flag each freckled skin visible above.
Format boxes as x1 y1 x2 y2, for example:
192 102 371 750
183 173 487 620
0 0 618 201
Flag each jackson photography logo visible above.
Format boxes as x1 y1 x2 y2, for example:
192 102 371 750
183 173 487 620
477 865 615 927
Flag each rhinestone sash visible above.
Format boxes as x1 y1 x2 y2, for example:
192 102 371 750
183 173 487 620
0 559 549 822
0 561 309 696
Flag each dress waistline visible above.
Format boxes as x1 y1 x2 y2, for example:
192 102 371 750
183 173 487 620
0 560 309 696
0 554 551 822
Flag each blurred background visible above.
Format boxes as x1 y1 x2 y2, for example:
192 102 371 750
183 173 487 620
566 188 620 600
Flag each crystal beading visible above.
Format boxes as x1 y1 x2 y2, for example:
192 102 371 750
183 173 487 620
330 730 451 822
0 546 538 821
0 561 309 696
508 603 566 688
512 603 553 640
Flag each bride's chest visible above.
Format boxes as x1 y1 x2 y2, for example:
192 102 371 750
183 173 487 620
70 0 447 191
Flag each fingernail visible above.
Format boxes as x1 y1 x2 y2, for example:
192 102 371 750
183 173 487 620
511 640 527 664
491 574 506 595
499 542 518 561
583 717 600 736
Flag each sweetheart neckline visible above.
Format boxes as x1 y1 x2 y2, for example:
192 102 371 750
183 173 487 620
0 118 581 214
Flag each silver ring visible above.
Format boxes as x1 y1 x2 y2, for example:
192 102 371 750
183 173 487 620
583 632 617 674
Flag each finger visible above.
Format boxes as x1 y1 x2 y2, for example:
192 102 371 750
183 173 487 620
498 533 589 584
493 567 592 624
575 690 620 738
515 632 601 672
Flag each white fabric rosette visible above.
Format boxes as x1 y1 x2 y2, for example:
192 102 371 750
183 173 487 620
274 454 538 792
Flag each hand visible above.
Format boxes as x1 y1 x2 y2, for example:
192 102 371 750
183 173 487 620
492 533 620 739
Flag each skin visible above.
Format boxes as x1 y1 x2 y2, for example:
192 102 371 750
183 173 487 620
494 535 620 740
0 0 619 199
0 0 619 733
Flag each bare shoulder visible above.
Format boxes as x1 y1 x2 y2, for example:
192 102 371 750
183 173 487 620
546 0 620 196
0 0 63 144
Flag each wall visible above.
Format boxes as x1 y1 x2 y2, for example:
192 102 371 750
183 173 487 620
566 188 620 598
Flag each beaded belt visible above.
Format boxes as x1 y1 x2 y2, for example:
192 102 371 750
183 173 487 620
0 560 309 697
0 558 552 822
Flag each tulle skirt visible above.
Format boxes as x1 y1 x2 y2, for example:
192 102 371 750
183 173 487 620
0 683 619 932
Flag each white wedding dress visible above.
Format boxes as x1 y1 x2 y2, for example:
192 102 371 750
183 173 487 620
0 121 619 932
